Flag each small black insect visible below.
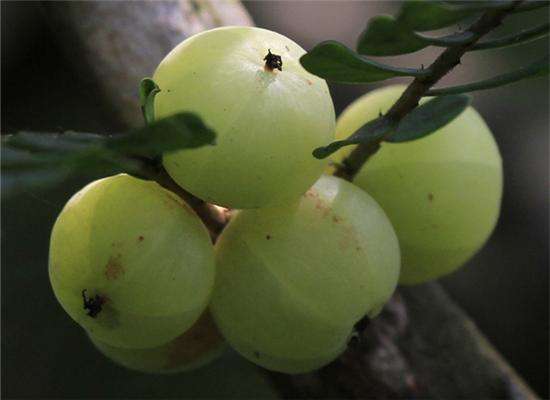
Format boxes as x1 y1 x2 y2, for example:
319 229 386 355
264 49 283 72
82 289 104 318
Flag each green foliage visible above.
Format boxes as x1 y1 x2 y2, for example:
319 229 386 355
302 0 549 157
300 41 428 84
312 118 394 159
2 113 216 198
357 15 429 56
312 94 470 158
139 78 160 125
397 0 482 31
427 56 549 95
387 94 471 142
471 23 549 51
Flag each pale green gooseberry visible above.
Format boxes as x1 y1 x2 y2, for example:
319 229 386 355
332 85 503 284
154 26 335 209
211 175 400 373
49 174 215 348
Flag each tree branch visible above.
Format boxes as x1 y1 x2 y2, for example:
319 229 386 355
334 0 524 181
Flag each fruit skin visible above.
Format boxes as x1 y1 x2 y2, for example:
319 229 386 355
154 26 335 209
210 175 400 373
89 310 226 374
49 174 215 348
332 85 503 285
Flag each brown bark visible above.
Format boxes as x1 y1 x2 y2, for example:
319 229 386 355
45 1 538 398
44 0 252 130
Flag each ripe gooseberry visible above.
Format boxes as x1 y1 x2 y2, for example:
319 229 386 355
49 174 215 348
210 175 400 373
153 26 335 209
331 85 503 284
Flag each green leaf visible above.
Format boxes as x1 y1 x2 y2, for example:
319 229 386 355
2 113 217 198
471 23 549 51
300 41 428 84
312 117 395 159
139 77 161 125
387 94 471 142
357 15 428 56
512 0 550 13
426 56 549 95
397 0 479 31
4 131 105 153
108 112 216 158
357 15 475 56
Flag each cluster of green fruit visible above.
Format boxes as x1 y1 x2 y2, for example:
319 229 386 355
49 27 502 375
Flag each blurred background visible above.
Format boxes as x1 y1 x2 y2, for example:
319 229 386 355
2 1 548 398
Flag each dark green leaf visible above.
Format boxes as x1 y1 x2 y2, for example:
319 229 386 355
312 117 395 159
357 15 428 56
512 0 550 13
397 0 479 31
3 131 105 153
426 56 549 95
300 41 428 84
387 94 471 142
2 169 72 199
471 23 549 51
139 77 160 125
107 112 216 158
2 112 216 198
357 15 476 56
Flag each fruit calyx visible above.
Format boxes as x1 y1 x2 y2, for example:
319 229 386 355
82 289 105 318
263 49 282 72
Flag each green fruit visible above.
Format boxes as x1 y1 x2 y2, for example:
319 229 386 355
332 85 503 284
153 26 335 209
49 174 215 348
89 310 226 374
211 175 400 373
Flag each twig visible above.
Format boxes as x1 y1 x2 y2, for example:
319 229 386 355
334 0 524 181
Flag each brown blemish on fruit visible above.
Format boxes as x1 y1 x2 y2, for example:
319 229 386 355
138 235 144 242
306 79 312 86
266 234 271 240
164 311 224 369
105 255 124 280
332 215 341 223
428 193 434 202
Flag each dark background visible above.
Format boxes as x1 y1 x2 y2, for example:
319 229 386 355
2 1 548 398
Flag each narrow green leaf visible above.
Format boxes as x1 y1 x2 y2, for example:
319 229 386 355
139 77 161 125
107 112 216 158
397 0 479 31
300 41 428 84
3 131 105 153
471 23 549 51
2 113 217 198
512 0 550 13
357 15 476 56
426 56 549 95
312 117 395 159
387 94 471 142
2 169 72 199
357 15 429 56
